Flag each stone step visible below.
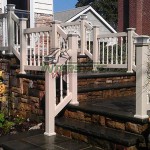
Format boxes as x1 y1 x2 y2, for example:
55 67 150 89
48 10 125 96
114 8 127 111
0 132 100 150
62 95 149 135
55 117 145 150
0 129 44 145
78 82 135 101
78 72 135 87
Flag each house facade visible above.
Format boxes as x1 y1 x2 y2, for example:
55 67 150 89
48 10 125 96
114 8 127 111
54 5 116 34
0 0 53 27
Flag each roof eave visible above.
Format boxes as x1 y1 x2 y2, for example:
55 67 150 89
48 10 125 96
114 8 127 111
66 6 117 33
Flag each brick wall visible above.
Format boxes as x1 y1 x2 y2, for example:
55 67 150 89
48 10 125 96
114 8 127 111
118 0 150 35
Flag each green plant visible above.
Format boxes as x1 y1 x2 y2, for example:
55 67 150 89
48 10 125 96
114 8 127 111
0 113 5 127
14 116 25 125
0 112 15 135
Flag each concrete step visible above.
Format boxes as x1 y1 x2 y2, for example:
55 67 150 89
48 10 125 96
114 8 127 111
55 117 145 150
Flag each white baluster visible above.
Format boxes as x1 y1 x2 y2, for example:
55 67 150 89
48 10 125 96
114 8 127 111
29 34 32 66
60 70 63 102
121 37 123 64
102 39 105 64
16 23 18 51
116 38 118 64
42 32 44 62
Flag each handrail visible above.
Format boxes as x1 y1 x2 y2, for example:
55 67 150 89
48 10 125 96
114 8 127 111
24 26 52 34
11 12 20 25
98 32 127 38
57 25 68 40
61 21 80 27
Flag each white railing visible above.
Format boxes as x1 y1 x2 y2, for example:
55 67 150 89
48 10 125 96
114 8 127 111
0 12 8 50
97 32 128 68
0 4 150 136
23 26 52 68
61 15 93 54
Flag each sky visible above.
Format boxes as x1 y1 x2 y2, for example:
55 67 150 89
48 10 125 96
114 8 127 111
54 0 78 12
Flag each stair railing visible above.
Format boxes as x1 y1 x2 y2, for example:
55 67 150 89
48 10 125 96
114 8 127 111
43 25 79 136
60 14 93 55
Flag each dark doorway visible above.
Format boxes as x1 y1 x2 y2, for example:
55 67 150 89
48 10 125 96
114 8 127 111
7 0 30 27
7 0 29 10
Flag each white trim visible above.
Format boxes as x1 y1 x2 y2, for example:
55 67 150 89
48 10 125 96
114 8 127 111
1 0 7 13
30 0 35 28
67 6 117 33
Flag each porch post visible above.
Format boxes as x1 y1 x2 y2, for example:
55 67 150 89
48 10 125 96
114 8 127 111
68 34 79 105
44 66 56 136
19 18 28 74
127 28 136 73
80 14 87 55
93 26 99 71
7 4 15 54
134 35 150 119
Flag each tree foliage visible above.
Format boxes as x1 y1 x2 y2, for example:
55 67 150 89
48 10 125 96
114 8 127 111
76 0 118 30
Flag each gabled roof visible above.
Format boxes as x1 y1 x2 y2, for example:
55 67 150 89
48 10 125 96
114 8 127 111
54 5 89 23
54 5 116 33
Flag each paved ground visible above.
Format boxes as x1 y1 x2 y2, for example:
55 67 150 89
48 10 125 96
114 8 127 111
1 134 103 150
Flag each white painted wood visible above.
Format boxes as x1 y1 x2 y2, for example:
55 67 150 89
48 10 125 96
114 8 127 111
24 26 52 34
98 32 127 39
127 28 136 73
24 65 43 71
134 36 150 119
1 0 7 13
93 26 99 70
55 93 72 116
68 34 79 105
80 15 87 55
19 18 27 74
44 70 56 136
33 0 53 14
30 0 35 28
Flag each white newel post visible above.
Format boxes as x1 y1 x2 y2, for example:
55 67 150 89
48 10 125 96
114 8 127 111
19 18 27 74
127 28 136 73
51 21 61 49
134 36 150 119
80 14 87 55
7 4 15 54
93 26 99 71
68 34 79 105
44 66 56 136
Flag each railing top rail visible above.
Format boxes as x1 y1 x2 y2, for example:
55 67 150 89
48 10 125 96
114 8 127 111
14 9 30 14
84 21 93 30
98 32 127 39
61 21 80 27
24 26 52 34
57 25 68 39
11 12 20 24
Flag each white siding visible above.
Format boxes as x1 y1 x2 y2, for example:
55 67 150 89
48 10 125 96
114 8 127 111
0 0 7 13
34 0 53 14
73 11 113 34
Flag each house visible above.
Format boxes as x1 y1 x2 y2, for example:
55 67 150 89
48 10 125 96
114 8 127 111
118 0 150 35
54 5 117 34
0 0 53 27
